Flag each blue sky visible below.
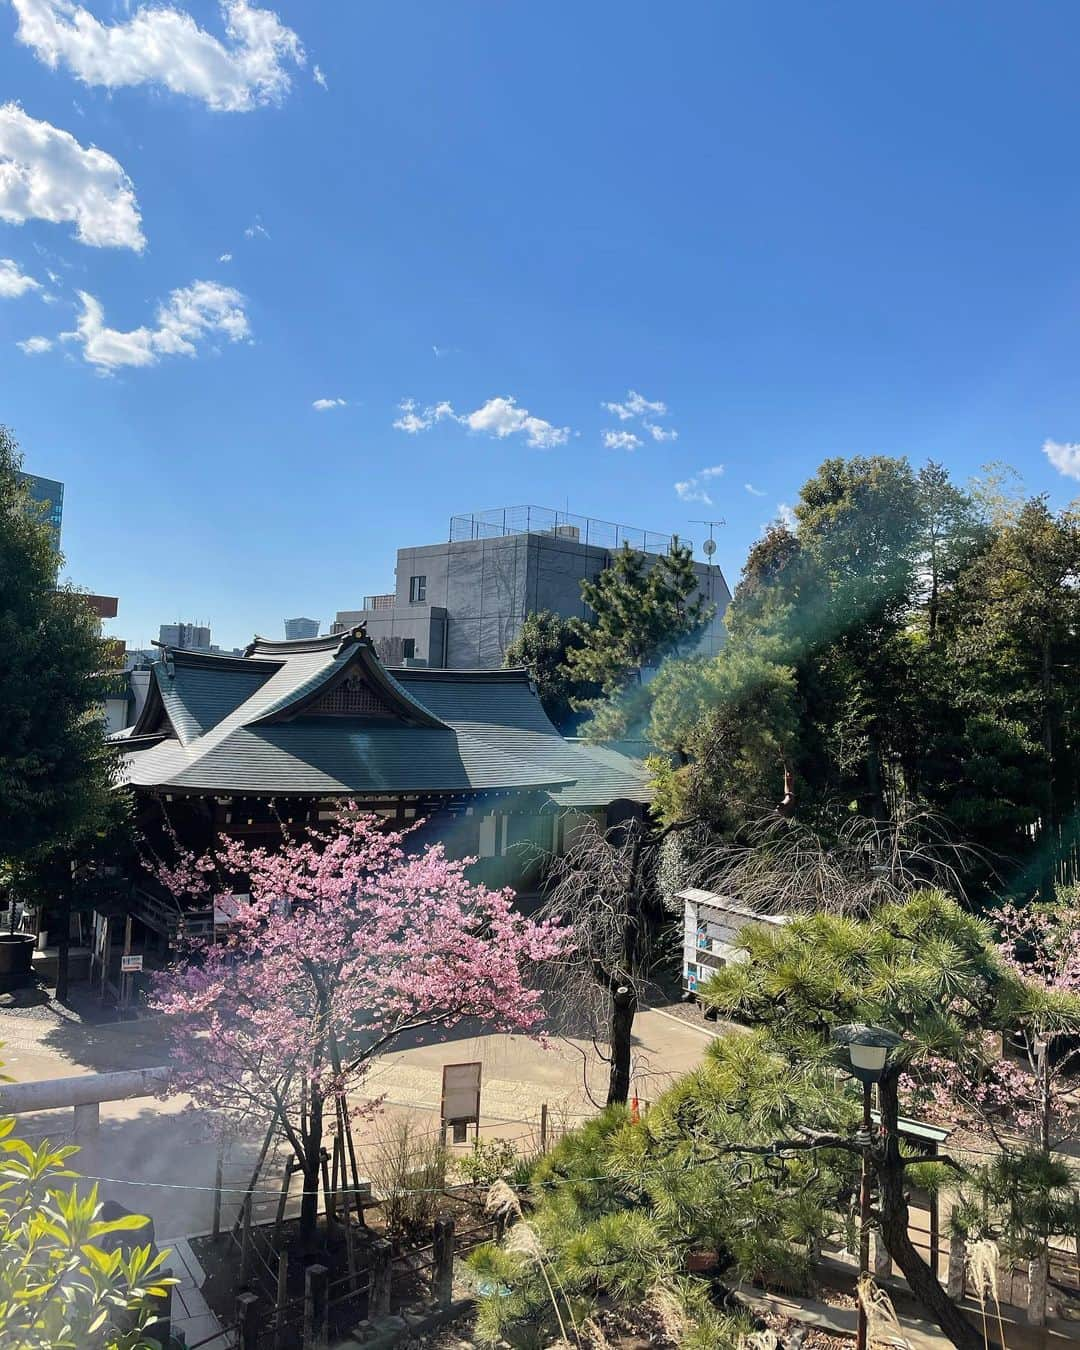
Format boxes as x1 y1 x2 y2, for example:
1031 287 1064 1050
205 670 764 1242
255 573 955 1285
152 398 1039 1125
2 1 1080 649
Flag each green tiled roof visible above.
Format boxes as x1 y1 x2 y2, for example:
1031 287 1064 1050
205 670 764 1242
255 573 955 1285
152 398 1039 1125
116 634 651 809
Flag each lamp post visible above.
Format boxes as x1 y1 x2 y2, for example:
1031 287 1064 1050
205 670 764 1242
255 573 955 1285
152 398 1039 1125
832 1023 904 1350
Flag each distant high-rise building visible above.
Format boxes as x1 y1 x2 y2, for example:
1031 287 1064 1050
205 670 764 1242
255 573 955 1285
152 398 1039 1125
159 621 212 651
18 472 64 553
285 617 320 640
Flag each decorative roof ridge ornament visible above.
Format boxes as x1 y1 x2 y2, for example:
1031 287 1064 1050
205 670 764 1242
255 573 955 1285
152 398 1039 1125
335 622 368 657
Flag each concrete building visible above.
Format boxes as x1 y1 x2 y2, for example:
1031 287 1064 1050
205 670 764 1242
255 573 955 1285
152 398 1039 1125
284 617 320 640
332 505 731 669
158 621 212 651
18 472 64 553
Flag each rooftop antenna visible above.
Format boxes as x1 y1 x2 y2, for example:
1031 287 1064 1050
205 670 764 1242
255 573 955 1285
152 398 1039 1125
690 518 725 561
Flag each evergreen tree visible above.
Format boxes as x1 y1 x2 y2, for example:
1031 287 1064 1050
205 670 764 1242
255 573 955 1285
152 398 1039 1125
650 455 1080 905
565 541 710 721
471 1036 849 1349
915 461 985 641
702 891 1080 1349
503 609 593 732
939 497 1080 895
0 425 122 936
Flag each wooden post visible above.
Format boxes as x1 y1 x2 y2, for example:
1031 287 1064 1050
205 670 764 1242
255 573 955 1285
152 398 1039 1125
341 1180 358 1293
331 1130 342 1220
947 1229 966 1301
320 1146 335 1235
340 1100 366 1227
240 1192 253 1282
121 913 133 1008
540 1102 548 1152
303 1263 329 1349
274 1249 289 1350
433 1214 454 1309
211 1139 225 1241
274 1157 298 1247
368 1238 392 1321
236 1291 260 1350
99 914 111 1000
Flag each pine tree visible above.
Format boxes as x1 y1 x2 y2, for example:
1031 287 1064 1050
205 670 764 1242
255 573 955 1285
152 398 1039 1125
702 891 1080 1350
565 540 712 736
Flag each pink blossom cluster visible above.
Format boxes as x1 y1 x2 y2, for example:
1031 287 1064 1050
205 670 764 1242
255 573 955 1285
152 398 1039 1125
906 892 1080 1143
149 809 569 1132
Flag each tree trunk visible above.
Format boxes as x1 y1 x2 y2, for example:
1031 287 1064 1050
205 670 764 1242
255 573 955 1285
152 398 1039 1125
866 731 887 823
877 1075 981 1350
1040 633 1057 902
1027 1252 1048 1327
607 983 637 1105
55 892 71 1003
299 1092 324 1251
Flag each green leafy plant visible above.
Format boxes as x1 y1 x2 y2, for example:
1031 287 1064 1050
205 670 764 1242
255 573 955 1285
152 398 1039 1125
456 1136 530 1188
0 1114 174 1349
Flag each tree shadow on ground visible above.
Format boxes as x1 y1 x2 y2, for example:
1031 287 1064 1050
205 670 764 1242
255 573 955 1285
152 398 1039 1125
13 1102 287 1241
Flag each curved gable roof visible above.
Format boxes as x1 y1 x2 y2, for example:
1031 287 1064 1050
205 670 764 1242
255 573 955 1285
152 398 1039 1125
248 636 446 729
117 634 650 806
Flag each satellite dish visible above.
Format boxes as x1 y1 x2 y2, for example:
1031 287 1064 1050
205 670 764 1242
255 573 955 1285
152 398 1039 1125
702 538 717 558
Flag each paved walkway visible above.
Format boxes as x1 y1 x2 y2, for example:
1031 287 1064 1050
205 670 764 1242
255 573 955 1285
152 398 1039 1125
169 1237 231 1349
0 994 712 1239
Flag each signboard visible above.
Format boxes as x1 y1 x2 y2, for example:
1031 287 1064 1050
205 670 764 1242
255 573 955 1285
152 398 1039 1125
214 892 251 927
441 1062 482 1141
120 954 143 974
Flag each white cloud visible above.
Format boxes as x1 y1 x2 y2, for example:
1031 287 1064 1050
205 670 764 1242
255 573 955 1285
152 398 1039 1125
674 464 724 506
63 279 249 370
463 395 569 448
744 482 766 497
603 389 667 420
777 502 796 528
1043 439 1080 481
312 396 346 411
11 0 305 113
0 103 144 250
0 257 40 297
244 218 269 239
675 479 712 506
603 429 642 452
645 422 677 442
393 395 570 449
219 251 232 262
602 388 679 444
313 64 327 89
392 398 455 433
17 335 52 353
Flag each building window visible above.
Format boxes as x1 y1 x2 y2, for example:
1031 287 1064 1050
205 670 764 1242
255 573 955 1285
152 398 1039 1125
402 638 416 659
409 575 427 603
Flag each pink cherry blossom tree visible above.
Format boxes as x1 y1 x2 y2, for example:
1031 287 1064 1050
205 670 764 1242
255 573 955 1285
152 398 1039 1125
908 889 1080 1149
149 809 568 1245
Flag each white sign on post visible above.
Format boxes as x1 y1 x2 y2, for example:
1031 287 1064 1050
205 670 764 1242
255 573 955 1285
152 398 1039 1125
441 1062 482 1142
120 954 143 974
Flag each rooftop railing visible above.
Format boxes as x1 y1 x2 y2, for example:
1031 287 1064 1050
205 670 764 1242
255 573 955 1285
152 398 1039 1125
449 505 689 556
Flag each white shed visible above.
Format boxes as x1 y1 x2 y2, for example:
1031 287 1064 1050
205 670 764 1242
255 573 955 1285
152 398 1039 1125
676 887 790 998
